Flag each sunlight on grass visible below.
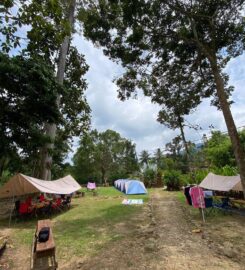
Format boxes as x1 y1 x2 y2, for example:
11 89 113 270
176 191 186 204
0 187 149 263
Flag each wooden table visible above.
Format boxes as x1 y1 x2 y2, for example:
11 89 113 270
31 219 57 270
230 199 245 209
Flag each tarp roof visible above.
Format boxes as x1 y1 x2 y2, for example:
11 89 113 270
0 173 81 198
199 172 243 192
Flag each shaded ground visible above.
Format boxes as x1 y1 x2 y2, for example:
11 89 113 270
0 189 245 269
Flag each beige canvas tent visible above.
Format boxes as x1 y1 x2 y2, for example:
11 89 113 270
199 172 242 192
0 173 81 198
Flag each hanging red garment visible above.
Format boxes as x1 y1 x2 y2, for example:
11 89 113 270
189 186 205 208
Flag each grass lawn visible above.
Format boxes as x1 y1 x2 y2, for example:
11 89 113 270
0 187 149 266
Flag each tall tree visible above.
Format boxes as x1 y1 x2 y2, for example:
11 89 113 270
1 0 90 179
73 129 138 184
153 148 164 170
38 0 77 180
79 0 245 196
152 62 215 158
139 150 151 167
0 53 63 177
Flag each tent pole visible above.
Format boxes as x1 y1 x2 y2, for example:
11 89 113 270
201 208 205 223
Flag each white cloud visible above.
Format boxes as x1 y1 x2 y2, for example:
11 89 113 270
72 34 245 158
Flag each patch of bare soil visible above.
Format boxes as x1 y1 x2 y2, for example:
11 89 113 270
0 228 30 270
66 190 245 270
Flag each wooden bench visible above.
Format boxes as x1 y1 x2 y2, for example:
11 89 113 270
31 219 57 270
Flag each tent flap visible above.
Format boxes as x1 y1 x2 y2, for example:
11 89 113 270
0 174 81 198
199 173 242 192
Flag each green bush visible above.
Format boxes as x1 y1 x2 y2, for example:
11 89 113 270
0 169 12 186
212 165 238 176
143 168 156 187
191 169 209 184
164 170 182 191
180 174 190 185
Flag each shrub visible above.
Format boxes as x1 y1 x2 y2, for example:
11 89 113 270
191 169 209 184
143 168 156 188
0 170 12 186
164 170 182 191
180 174 190 185
212 165 238 176
155 170 163 187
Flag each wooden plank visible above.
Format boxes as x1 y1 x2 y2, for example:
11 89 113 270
36 220 55 254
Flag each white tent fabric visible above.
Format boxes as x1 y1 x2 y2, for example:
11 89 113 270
199 172 243 192
0 173 81 198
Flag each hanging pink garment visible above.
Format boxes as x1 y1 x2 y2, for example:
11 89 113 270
189 186 205 208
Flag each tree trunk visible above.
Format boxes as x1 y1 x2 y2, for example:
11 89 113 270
39 0 76 180
101 167 107 186
178 116 189 156
178 119 190 172
209 55 245 198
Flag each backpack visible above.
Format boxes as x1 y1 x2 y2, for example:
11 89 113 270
38 227 50 243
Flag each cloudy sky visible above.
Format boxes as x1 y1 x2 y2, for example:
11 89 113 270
71 34 245 157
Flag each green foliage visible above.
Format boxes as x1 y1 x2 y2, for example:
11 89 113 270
0 52 63 175
1 1 90 178
78 0 241 105
190 169 209 184
79 1 245 195
21 0 69 62
0 169 12 186
0 1 21 52
139 150 151 166
212 165 238 176
142 168 156 188
72 129 139 184
153 148 165 170
164 170 182 191
205 131 235 167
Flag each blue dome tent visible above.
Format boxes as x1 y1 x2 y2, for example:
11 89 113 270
114 179 147 195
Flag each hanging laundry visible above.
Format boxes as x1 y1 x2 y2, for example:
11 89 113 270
204 190 213 197
189 186 205 208
184 186 192 205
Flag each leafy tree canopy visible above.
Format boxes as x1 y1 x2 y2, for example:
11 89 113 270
72 129 139 184
0 52 63 176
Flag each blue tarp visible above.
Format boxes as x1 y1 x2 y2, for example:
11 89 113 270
114 179 147 195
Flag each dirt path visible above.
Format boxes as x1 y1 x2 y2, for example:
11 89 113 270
71 190 244 270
